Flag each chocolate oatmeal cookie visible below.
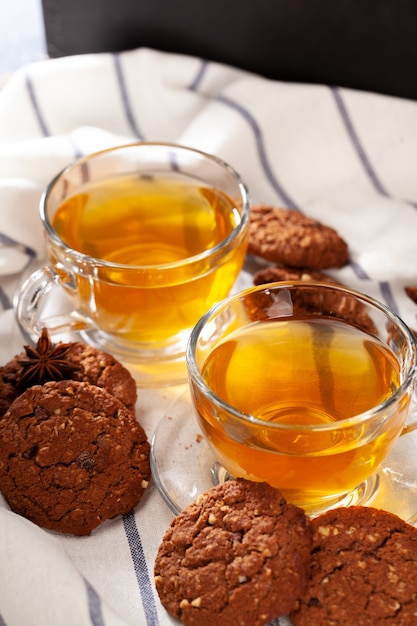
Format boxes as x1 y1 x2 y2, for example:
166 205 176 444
154 478 312 626
0 380 150 535
291 506 417 626
248 205 349 269
0 329 137 418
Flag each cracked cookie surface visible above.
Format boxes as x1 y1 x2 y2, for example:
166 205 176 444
248 205 349 269
0 380 150 535
291 506 417 626
154 478 312 626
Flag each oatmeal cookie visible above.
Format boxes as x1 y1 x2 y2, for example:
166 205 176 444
0 380 150 535
0 331 137 418
154 478 312 626
291 506 417 626
248 205 349 269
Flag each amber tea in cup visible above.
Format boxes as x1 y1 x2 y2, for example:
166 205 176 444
186 282 417 515
15 143 250 386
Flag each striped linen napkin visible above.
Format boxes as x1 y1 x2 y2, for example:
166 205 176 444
0 47 416 626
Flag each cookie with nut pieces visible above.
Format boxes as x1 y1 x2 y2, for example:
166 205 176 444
248 205 349 269
0 329 137 419
154 478 312 626
291 506 417 626
0 379 150 535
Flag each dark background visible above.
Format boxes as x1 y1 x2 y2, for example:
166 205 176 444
1 0 416 101
41 0 417 100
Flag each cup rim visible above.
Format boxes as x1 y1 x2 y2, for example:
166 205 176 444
40 141 251 270
186 281 417 432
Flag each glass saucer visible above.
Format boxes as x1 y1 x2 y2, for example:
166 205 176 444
151 389 417 523
150 389 217 515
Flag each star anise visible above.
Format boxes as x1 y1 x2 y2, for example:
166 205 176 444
16 327 79 392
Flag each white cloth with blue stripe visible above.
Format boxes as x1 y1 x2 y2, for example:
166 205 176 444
0 47 417 626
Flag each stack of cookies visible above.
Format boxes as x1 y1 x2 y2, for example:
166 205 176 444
247 204 417 333
243 204 382 334
0 329 151 536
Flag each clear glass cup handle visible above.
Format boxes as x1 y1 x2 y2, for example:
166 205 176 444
14 265 90 343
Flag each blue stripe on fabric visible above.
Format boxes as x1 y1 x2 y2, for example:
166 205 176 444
379 281 399 315
331 88 417 211
0 232 37 310
0 232 37 259
167 148 180 172
188 59 209 91
69 136 86 160
123 510 160 626
25 72 50 137
215 94 300 210
331 87 403 281
0 287 12 310
84 578 106 626
113 53 145 141
349 260 370 280
331 87 388 197
407 198 417 210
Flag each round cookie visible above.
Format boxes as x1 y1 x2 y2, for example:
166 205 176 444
0 380 150 535
154 478 312 626
0 333 137 418
291 506 417 626
248 205 349 269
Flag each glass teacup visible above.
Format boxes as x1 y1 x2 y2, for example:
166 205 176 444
15 142 250 387
186 282 417 516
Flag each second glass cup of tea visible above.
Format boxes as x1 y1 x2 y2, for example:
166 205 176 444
186 282 417 516
15 142 250 387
